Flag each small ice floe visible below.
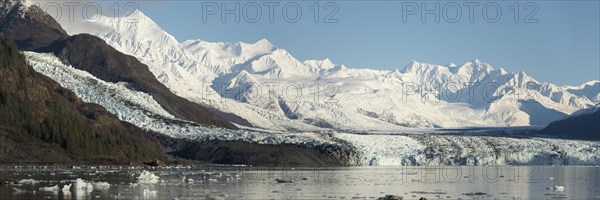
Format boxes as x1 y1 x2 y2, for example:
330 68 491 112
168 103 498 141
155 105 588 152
70 178 94 199
553 185 565 191
93 182 111 191
62 184 72 195
39 185 60 193
13 187 27 195
17 179 40 185
137 170 160 184
187 178 194 184
73 178 94 193
143 189 158 197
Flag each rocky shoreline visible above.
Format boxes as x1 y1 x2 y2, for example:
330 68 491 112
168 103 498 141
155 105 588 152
153 133 360 167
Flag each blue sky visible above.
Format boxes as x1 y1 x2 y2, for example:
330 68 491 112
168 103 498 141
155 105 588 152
100 1 598 85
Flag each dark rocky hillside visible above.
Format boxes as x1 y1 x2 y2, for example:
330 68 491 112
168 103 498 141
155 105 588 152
0 38 162 164
0 2 67 51
538 108 600 141
0 2 236 129
154 134 358 166
45 34 237 129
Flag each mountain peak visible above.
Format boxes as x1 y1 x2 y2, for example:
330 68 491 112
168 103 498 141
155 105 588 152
256 38 273 47
304 58 336 70
464 59 487 66
66 10 181 46
583 80 600 86
1 0 32 16
401 60 421 73
459 59 493 73
321 58 335 69
518 70 527 77
499 67 508 75
566 80 600 90
244 38 276 51
0 0 68 50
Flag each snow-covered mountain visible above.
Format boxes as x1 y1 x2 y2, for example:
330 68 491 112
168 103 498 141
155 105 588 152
23 52 600 166
566 80 600 102
59 10 599 131
0 0 67 51
5 3 595 166
0 0 34 16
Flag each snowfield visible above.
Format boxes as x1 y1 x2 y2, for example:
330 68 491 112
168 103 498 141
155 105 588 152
25 52 600 166
59 11 599 132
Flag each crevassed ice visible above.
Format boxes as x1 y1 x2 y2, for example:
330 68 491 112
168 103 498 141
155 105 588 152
24 52 335 147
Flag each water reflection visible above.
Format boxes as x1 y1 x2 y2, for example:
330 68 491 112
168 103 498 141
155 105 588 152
0 165 598 199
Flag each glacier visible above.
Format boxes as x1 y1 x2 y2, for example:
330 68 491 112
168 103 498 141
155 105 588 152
24 52 600 166
24 52 336 147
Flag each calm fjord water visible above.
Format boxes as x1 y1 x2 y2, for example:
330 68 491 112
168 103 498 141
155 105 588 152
0 165 598 199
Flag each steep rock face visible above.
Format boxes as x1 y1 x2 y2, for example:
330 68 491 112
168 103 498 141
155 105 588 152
0 39 161 164
0 1 67 50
